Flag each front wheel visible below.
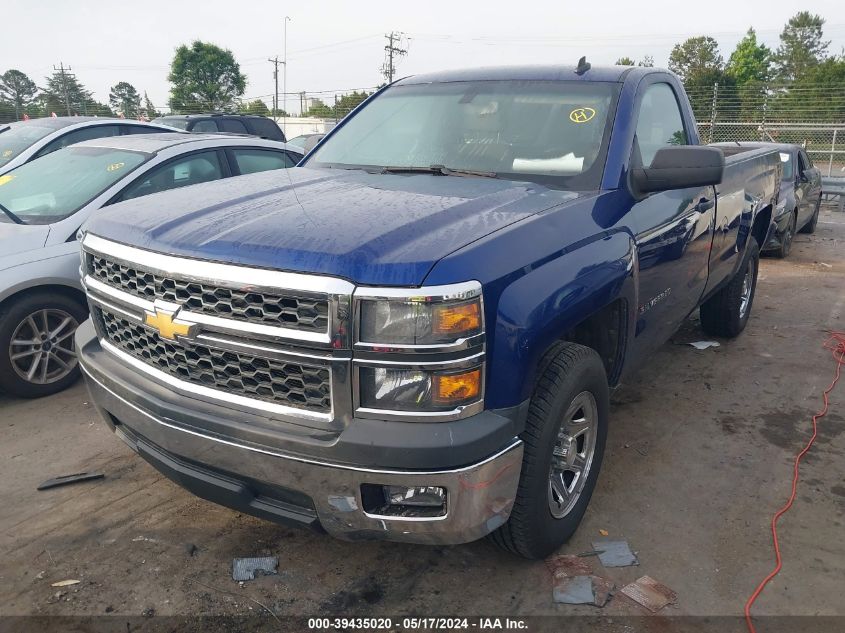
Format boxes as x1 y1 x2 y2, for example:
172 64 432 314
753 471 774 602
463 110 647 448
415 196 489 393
799 199 821 234
490 342 609 559
700 238 760 338
773 211 796 259
0 292 88 398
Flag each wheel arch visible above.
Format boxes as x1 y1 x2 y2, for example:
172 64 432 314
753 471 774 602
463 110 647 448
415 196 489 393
488 231 637 410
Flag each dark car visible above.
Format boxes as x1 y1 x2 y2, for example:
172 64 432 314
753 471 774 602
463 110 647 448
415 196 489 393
152 114 286 142
714 142 823 258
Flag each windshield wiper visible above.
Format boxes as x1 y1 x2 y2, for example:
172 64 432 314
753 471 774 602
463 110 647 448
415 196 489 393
380 164 498 178
0 202 24 224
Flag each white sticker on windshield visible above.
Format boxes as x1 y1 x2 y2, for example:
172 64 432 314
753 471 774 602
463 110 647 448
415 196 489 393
2 149 12 158
779 152 790 162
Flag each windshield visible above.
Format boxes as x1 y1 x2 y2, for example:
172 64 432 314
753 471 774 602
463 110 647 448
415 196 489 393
307 80 618 189
0 146 148 224
152 117 189 130
779 152 794 181
0 123 57 167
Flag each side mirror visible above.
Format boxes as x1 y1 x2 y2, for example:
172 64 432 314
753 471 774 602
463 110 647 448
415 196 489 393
631 146 725 194
799 172 809 183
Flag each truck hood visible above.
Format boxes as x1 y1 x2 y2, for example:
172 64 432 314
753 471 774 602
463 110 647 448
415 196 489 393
0 222 50 270
85 167 580 286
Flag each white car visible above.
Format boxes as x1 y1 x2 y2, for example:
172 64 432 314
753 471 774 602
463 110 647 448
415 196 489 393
0 132 304 397
0 117 174 176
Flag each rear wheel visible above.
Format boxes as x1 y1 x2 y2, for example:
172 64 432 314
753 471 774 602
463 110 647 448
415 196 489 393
0 292 87 398
800 199 820 234
773 211 797 259
490 342 608 559
700 239 760 338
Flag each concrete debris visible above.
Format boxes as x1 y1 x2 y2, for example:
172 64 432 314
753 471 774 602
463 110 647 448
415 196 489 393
592 539 639 568
51 579 81 587
553 576 594 604
37 472 104 491
553 574 615 607
689 341 720 350
232 557 278 582
620 575 677 612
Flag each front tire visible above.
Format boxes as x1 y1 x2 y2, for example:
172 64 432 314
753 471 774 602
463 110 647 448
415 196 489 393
799 199 820 234
0 292 88 398
773 211 796 259
700 238 760 338
490 342 609 559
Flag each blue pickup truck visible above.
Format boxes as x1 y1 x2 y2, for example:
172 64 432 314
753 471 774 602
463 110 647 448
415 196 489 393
76 63 780 558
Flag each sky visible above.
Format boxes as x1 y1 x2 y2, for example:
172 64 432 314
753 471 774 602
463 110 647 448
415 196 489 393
2 0 844 114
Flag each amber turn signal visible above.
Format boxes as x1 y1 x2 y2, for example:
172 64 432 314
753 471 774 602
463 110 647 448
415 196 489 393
433 368 482 406
432 301 481 337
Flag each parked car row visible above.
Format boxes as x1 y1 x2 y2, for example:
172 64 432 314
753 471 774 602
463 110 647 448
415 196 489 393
0 118 303 397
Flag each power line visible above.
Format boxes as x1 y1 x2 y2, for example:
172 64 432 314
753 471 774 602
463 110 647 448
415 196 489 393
53 62 73 116
381 31 407 83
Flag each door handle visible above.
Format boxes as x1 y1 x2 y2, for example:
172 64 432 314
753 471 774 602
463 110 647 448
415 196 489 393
694 198 715 212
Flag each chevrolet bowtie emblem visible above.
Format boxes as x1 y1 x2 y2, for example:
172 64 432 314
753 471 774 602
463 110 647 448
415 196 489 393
143 305 197 341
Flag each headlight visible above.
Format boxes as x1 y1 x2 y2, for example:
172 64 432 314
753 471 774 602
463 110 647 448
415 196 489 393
354 281 485 420
359 365 483 411
357 283 483 346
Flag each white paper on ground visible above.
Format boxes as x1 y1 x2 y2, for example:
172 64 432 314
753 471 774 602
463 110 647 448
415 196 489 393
689 341 720 350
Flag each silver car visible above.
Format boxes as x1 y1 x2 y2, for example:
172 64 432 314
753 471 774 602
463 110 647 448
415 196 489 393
0 117 175 176
0 133 303 397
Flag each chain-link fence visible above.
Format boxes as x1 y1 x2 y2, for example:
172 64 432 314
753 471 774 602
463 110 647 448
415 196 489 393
688 82 845 175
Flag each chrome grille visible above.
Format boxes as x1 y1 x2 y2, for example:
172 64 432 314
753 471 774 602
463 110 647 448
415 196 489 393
90 255 329 333
97 308 331 412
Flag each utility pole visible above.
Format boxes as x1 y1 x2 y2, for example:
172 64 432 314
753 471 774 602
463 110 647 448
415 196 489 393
381 32 407 83
54 62 73 116
283 16 291 120
268 56 280 115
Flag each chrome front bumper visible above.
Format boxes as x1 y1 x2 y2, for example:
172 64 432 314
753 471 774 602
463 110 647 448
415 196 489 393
81 355 523 545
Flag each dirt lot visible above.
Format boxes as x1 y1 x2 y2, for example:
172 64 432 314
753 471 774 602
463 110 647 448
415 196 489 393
1 208 844 631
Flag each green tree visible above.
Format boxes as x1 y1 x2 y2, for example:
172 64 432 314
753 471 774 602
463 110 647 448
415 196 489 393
726 28 772 84
669 36 727 122
109 81 141 117
775 12 830 81
771 56 845 122
639 55 655 67
0 69 38 121
615 56 635 66
669 36 724 83
333 91 371 118
303 98 333 118
240 99 271 116
168 41 247 113
142 92 160 120
42 69 94 116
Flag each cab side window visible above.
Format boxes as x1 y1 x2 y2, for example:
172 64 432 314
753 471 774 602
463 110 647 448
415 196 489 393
35 125 121 158
117 151 224 201
635 83 688 166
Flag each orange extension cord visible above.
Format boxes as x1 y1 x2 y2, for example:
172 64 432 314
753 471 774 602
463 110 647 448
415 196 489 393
744 331 845 633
